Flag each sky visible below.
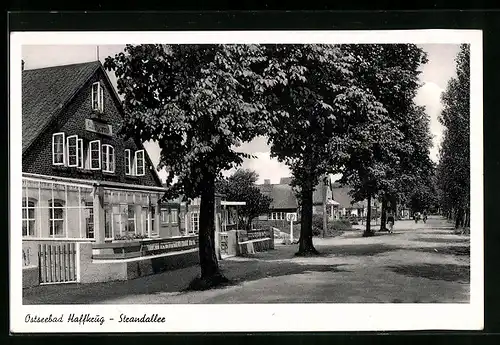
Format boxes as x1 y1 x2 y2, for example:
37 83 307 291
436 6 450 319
22 43 460 184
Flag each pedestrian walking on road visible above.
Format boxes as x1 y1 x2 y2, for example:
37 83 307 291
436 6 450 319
414 212 421 223
387 212 395 233
422 210 428 224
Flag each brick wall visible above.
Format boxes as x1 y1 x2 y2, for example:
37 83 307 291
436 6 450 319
22 68 161 188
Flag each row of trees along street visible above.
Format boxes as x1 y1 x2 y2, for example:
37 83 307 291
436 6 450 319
104 44 439 289
436 44 471 230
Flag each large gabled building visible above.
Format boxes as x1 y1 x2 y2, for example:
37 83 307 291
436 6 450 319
21 61 168 242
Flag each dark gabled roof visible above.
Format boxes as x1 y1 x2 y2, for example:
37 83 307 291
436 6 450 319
22 60 164 187
258 180 326 210
22 61 102 153
331 187 366 209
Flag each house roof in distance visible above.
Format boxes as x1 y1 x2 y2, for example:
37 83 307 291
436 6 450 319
258 178 326 210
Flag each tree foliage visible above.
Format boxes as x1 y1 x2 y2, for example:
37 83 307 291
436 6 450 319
259 44 388 251
336 44 431 233
104 44 269 286
216 169 272 229
436 44 470 228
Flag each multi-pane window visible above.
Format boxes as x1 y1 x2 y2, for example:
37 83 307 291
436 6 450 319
126 205 136 235
104 205 112 239
124 149 131 175
52 133 65 165
89 140 101 170
170 208 178 224
161 208 168 223
85 202 94 238
270 212 285 220
135 150 145 176
66 135 78 167
22 198 36 237
49 200 64 237
92 82 104 112
150 207 157 237
191 212 199 234
102 144 115 173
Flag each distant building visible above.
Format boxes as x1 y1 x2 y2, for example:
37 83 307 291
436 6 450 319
257 178 374 221
257 177 330 221
329 183 367 219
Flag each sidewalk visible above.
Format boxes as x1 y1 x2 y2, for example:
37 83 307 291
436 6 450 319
23 216 470 304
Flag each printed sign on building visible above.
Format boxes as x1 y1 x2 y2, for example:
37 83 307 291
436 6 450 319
85 119 113 136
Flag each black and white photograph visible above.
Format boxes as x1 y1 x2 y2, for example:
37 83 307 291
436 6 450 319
9 30 483 332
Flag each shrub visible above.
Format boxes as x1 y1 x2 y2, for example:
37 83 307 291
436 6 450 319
312 214 352 236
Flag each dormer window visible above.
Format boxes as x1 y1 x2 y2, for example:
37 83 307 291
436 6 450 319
52 133 66 165
91 82 104 112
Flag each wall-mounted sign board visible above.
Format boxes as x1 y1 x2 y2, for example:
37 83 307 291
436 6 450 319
85 119 113 137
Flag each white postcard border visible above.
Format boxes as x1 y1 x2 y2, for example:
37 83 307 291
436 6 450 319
9 29 484 333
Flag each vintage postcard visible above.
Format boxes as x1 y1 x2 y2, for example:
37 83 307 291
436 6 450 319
9 30 483 333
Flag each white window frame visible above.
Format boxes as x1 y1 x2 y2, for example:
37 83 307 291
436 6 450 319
89 140 101 170
102 144 115 173
66 135 79 167
150 207 158 237
22 198 36 237
135 149 145 176
92 82 104 112
127 204 136 235
77 138 84 169
170 208 178 224
52 132 66 166
49 199 65 237
160 208 168 224
85 201 95 239
124 149 132 175
191 212 199 234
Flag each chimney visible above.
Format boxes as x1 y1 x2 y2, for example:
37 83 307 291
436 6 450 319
22 60 25 71
264 179 270 185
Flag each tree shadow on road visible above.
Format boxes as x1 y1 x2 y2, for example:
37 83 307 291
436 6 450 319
23 256 353 304
411 237 470 244
387 263 470 283
260 243 402 260
409 245 470 256
219 261 351 287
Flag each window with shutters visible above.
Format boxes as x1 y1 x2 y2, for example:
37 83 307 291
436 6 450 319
66 135 78 167
102 144 115 173
52 133 65 165
89 140 101 170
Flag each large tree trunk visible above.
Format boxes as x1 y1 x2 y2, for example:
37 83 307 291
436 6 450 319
190 173 228 290
363 195 373 236
296 180 319 256
379 197 388 231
